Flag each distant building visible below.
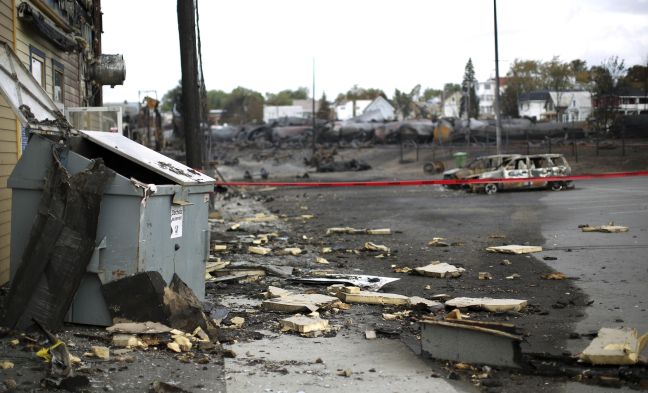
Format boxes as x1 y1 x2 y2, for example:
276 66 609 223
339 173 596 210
617 88 648 115
359 96 395 121
335 100 371 120
476 78 507 119
518 90 592 122
442 92 462 118
263 105 305 123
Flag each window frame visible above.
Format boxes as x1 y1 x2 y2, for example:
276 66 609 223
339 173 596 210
29 45 46 87
52 58 65 103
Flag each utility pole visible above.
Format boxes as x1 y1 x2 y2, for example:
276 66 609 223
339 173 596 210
493 0 503 154
311 58 316 154
177 0 203 169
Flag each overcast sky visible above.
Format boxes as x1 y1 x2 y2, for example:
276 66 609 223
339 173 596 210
101 0 648 103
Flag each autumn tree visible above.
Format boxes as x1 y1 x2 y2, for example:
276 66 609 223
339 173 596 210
459 58 479 119
501 59 542 117
541 56 573 121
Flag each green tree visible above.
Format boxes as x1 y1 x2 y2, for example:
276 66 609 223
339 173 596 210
265 87 310 105
161 82 182 112
459 58 479 119
620 64 648 93
443 83 461 97
316 92 332 121
570 59 589 85
422 88 443 101
207 90 229 109
221 87 265 125
392 85 420 120
501 59 542 117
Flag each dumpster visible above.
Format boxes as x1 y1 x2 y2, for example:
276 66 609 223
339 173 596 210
453 152 468 168
0 42 215 326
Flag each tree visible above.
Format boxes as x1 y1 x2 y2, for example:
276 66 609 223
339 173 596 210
392 85 420 120
207 90 229 109
443 83 461 96
570 59 589 85
422 88 443 101
161 82 182 112
501 59 542 117
316 92 332 121
459 58 479 119
265 87 310 106
590 56 626 134
620 64 648 93
541 56 573 121
221 87 265 125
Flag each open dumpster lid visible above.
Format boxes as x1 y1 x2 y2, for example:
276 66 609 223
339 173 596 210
80 130 215 186
0 41 65 126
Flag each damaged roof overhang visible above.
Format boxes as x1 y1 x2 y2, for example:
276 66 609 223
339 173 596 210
18 2 79 52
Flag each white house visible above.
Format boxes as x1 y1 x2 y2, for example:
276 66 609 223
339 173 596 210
263 105 304 123
442 92 462 118
335 100 371 120
476 78 506 119
518 90 592 122
359 96 395 121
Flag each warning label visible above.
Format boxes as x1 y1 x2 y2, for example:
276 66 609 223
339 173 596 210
170 206 183 238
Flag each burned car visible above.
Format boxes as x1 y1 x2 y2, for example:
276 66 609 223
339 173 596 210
470 154 572 194
441 154 519 189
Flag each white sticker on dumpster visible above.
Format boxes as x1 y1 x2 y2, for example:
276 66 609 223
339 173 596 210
170 206 183 238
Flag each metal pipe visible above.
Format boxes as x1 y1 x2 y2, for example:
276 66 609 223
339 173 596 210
493 0 503 155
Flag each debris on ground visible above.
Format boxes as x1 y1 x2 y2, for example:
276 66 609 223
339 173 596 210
213 244 227 252
486 245 543 254
500 259 512 265
229 316 245 328
106 321 173 334
543 272 567 280
262 293 340 313
428 237 450 247
392 265 412 273
282 247 302 256
336 368 353 377
579 223 629 233
445 297 528 312
414 262 465 278
337 288 409 305
102 272 210 333
33 319 72 378
326 227 391 235
241 213 279 222
478 272 493 280
280 314 330 334
419 318 523 368
88 346 110 360
150 381 191 393
248 246 272 255
290 274 400 291
315 257 330 264
363 242 390 253
264 286 293 299
0 361 14 369
506 273 521 280
580 327 648 365
408 296 443 311
365 330 377 340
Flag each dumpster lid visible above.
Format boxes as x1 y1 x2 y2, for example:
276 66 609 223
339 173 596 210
0 42 66 128
79 130 215 186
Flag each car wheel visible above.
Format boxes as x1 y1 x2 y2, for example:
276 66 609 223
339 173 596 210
484 183 498 195
549 182 563 191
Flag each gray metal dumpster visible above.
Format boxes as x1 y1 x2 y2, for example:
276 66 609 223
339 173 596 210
0 42 215 326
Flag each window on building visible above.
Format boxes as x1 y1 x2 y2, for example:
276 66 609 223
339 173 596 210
52 59 64 103
484 83 491 90
29 46 46 86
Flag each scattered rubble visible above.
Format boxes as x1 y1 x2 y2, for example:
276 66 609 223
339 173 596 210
248 246 272 255
486 245 543 254
543 272 567 280
428 237 450 247
420 319 523 368
326 227 391 235
337 288 409 306
580 327 648 365
580 223 629 233
262 293 339 313
280 314 329 334
414 262 465 278
445 297 528 312
479 272 493 280
363 242 390 253
290 274 400 291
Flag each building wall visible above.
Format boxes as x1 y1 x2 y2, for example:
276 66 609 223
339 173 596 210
0 0 89 283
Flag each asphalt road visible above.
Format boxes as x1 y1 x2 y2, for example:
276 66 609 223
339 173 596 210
264 175 648 392
539 177 648 352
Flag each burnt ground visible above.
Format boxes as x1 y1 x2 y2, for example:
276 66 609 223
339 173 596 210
0 141 646 393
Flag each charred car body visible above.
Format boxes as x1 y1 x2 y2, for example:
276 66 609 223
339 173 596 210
442 154 519 189
470 154 573 194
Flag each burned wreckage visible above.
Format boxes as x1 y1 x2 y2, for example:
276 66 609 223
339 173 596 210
0 42 215 339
